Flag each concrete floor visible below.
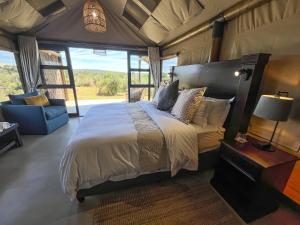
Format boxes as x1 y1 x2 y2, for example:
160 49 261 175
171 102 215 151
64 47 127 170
0 118 95 225
0 118 299 225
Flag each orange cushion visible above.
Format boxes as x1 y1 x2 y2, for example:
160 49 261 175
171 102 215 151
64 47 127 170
24 94 50 106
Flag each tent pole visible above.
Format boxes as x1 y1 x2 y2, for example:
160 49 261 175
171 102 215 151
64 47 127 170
208 21 225 62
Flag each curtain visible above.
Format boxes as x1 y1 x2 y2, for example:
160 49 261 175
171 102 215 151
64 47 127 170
18 36 40 93
148 47 161 93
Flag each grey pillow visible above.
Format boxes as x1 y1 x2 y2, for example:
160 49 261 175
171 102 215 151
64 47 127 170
157 80 179 111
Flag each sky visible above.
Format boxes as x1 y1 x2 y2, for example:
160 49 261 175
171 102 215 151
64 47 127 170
69 48 128 72
0 50 16 66
0 48 177 73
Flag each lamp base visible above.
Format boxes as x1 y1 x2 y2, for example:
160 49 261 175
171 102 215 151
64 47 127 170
252 141 275 152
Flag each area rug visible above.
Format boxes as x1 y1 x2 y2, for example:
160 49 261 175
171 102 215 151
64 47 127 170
92 175 243 225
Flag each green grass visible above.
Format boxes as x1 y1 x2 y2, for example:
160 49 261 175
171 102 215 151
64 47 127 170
76 87 126 100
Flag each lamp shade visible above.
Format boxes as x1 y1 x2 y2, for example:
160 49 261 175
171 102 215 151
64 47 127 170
253 95 294 121
83 0 106 33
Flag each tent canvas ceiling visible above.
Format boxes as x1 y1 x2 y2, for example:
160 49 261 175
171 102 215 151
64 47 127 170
0 0 241 47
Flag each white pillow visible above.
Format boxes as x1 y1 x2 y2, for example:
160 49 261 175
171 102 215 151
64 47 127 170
205 97 231 127
192 97 231 128
171 87 206 124
192 100 209 127
152 85 165 106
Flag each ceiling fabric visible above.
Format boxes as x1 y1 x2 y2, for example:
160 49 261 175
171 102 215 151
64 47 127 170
158 0 241 45
139 0 204 43
0 34 16 52
0 0 246 47
35 3 148 47
0 0 43 33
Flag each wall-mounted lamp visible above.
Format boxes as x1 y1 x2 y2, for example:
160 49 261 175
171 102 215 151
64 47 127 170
234 68 252 80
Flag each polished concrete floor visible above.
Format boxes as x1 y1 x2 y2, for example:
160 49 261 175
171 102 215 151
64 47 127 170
0 118 299 225
0 118 95 225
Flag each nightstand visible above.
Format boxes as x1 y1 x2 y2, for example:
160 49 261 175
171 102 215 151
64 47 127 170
210 136 298 223
0 123 23 154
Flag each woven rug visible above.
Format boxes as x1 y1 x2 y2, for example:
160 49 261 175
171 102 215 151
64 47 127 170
92 175 243 225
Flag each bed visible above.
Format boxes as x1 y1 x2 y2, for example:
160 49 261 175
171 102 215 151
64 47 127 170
59 53 270 202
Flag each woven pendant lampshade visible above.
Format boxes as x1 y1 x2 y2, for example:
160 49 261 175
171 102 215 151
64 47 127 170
83 0 106 32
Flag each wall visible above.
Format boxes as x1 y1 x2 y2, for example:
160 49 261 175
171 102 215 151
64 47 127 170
162 0 300 152
220 0 300 152
162 29 212 65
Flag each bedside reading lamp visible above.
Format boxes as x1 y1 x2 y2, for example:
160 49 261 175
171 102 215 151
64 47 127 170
253 92 294 151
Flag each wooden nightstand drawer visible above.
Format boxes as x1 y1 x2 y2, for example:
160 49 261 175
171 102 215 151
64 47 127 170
221 143 262 181
211 137 298 223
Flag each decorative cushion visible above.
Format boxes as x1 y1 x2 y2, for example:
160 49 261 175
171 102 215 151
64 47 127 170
44 106 67 120
157 80 179 111
9 90 38 105
130 88 144 102
24 94 50 106
152 84 166 106
171 87 207 124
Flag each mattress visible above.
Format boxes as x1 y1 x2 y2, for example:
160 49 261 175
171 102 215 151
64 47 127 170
60 102 199 200
189 124 225 153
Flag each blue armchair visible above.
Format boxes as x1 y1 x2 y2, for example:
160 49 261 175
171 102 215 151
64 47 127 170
1 99 69 135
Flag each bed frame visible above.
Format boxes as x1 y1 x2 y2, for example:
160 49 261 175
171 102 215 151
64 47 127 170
76 53 270 202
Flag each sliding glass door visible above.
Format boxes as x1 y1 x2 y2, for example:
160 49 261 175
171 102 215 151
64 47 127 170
128 51 154 101
38 44 79 116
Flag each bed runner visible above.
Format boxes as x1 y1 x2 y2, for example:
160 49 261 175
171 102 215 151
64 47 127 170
127 103 166 171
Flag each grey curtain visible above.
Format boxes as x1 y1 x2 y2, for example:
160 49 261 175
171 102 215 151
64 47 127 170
18 36 40 93
148 47 161 93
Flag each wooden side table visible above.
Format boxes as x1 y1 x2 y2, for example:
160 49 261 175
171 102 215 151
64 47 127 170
0 123 23 154
211 136 298 223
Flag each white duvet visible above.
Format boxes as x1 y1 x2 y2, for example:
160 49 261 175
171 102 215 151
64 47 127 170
59 101 198 200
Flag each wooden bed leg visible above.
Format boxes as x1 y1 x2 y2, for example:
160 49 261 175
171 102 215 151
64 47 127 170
76 195 85 203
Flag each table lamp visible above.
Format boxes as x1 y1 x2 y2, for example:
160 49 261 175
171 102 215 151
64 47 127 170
252 92 294 151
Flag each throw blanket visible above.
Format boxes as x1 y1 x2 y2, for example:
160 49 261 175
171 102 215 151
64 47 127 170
59 102 198 200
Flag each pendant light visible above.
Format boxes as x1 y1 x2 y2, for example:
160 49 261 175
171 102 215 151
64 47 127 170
83 0 106 32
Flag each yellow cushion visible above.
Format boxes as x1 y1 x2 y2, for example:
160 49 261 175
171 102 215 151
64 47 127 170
24 94 50 106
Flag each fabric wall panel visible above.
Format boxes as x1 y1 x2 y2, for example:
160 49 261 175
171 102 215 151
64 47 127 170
220 0 300 152
162 29 212 65
0 35 17 52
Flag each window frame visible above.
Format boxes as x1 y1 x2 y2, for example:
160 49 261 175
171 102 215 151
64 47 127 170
161 55 178 82
127 50 154 101
38 44 79 116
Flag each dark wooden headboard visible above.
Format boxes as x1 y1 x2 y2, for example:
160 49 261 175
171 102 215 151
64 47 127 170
172 53 270 140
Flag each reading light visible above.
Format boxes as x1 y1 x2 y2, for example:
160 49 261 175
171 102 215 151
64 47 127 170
234 68 252 80
234 71 240 77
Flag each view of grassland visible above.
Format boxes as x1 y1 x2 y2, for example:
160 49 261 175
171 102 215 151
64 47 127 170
0 65 165 101
0 65 23 101
0 65 169 102
74 69 128 100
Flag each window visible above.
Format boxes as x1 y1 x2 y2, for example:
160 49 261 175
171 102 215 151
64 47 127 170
162 57 178 82
0 50 23 101
128 52 153 101
38 45 79 116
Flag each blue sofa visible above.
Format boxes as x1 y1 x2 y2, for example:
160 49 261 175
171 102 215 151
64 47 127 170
1 92 69 135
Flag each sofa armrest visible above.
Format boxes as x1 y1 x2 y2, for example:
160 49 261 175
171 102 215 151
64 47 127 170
1 105 48 132
1 101 11 105
49 99 66 107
